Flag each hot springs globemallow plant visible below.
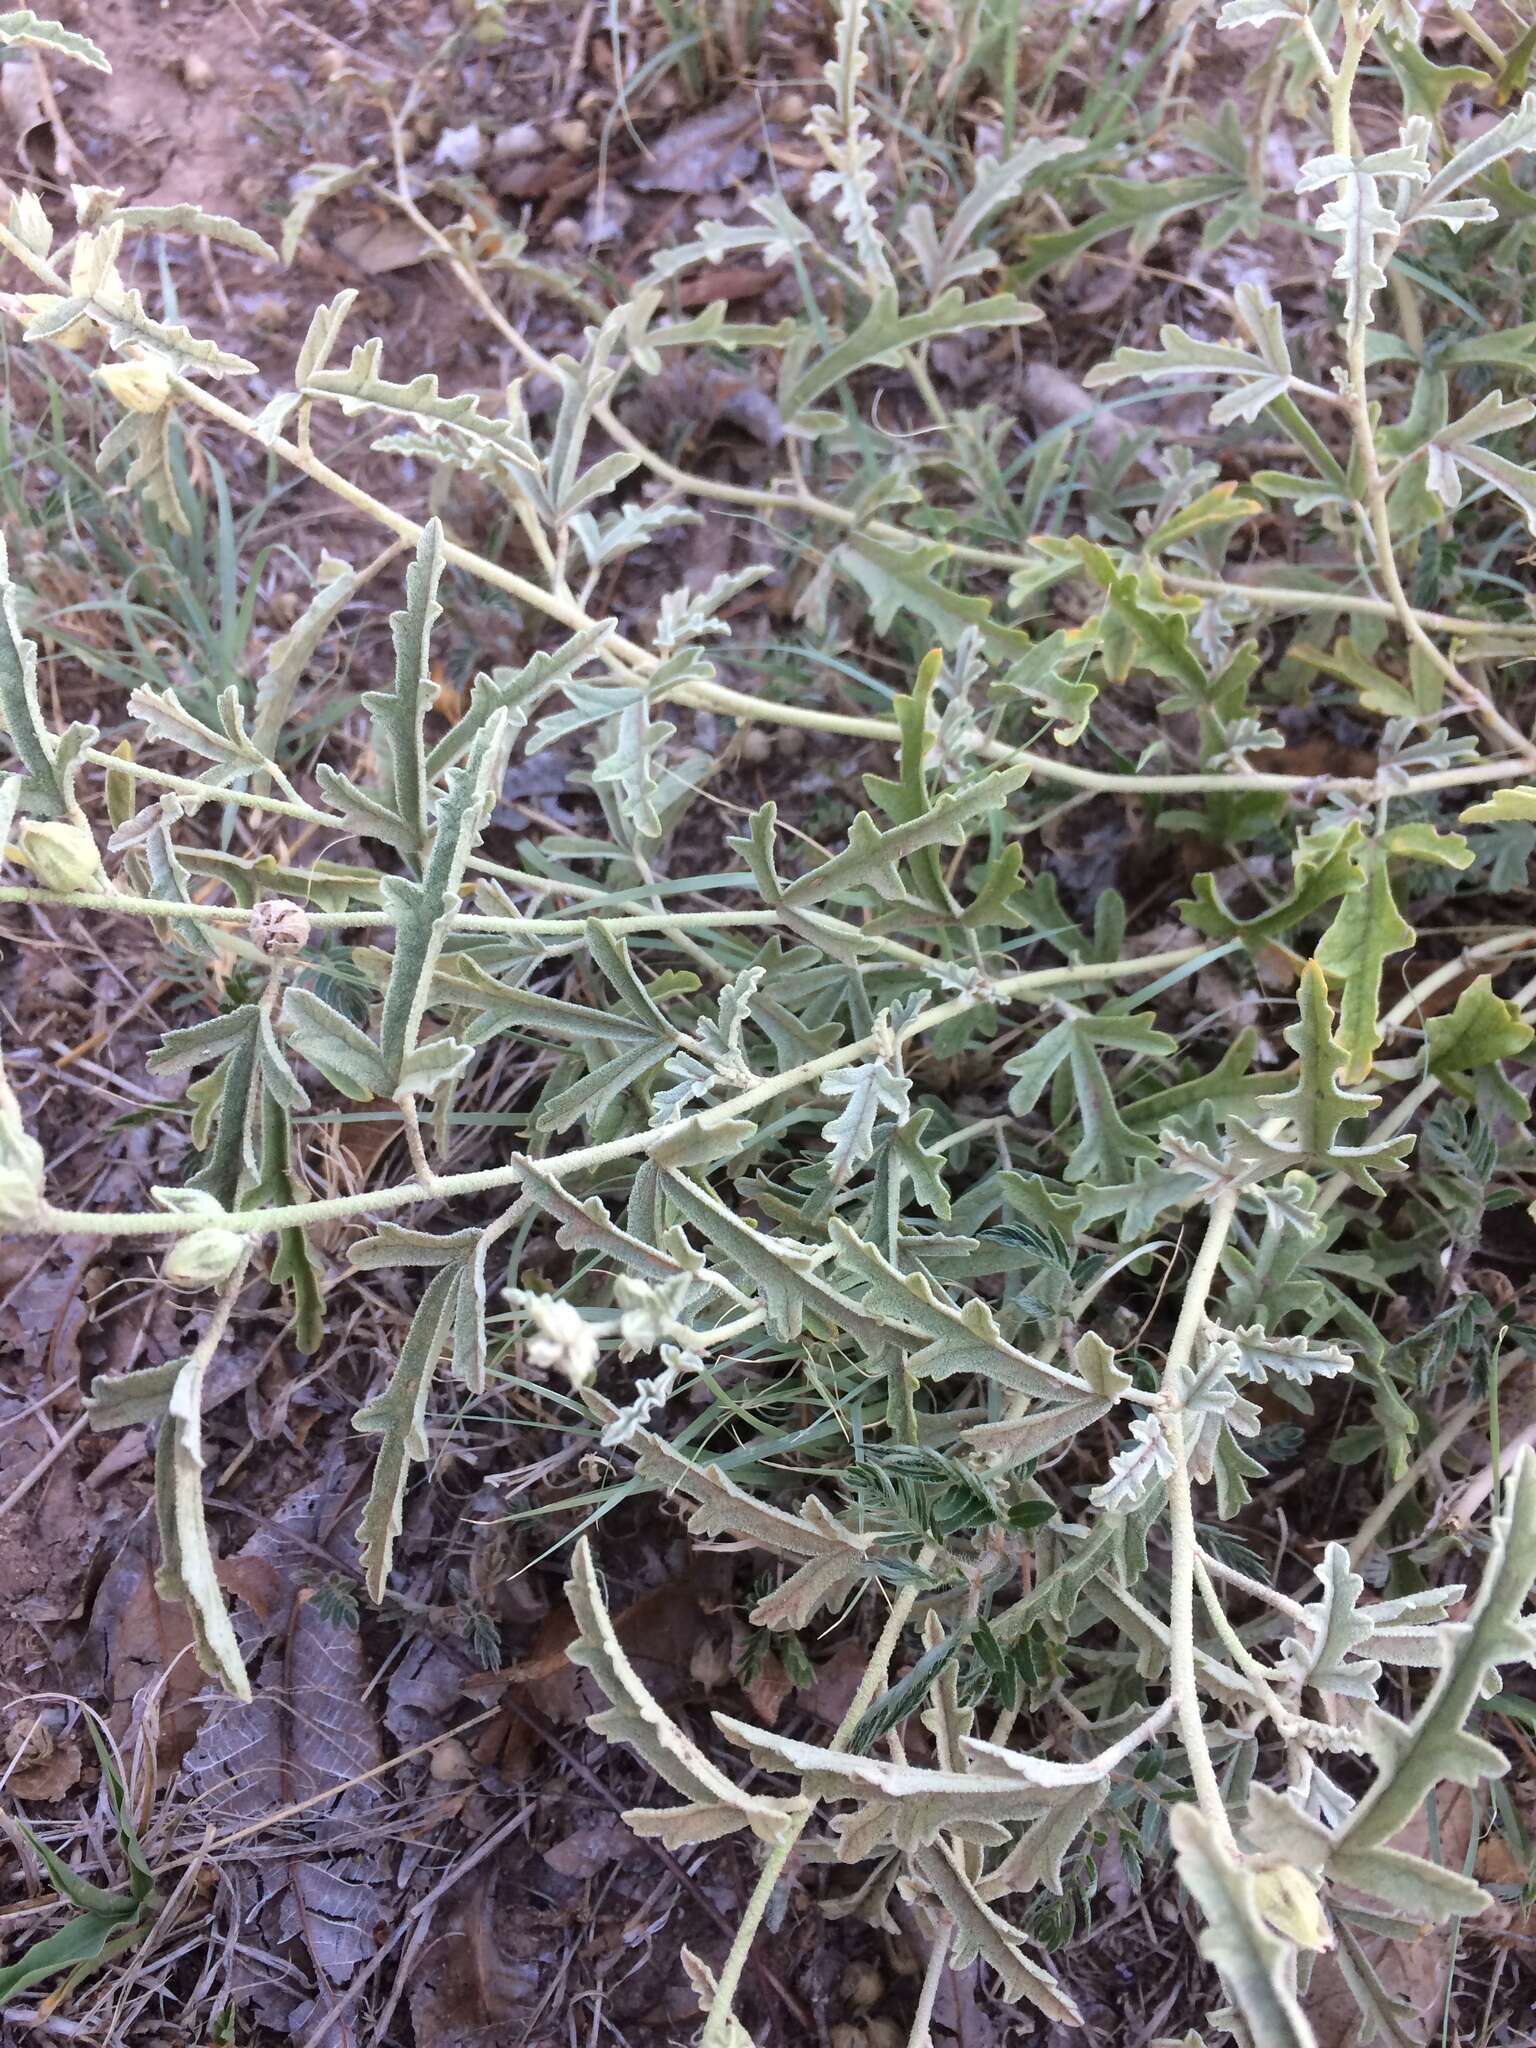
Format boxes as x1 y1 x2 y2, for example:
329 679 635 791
2 0 1536 2039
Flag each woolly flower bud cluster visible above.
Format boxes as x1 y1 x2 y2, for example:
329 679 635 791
508 1289 602 1388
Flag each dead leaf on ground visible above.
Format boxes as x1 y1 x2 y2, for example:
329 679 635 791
1306 1786 1511 2046
407 1873 548 2047
631 95 762 194
331 216 432 276
3 1711 82 1802
542 1816 635 1877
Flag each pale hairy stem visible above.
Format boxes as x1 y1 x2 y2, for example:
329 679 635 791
0 884 786 938
1196 1546 1309 1625
26 945 1208 1239
704 1576 923 2047
1159 1185 1242 1852
906 1915 955 2048
1192 1551 1298 1736
397 1096 441 1195
0 885 1083 987
79 746 350 830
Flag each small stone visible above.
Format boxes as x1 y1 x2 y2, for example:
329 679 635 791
251 898 311 956
769 91 807 123
435 122 486 172
492 120 542 160
180 53 214 92
429 1738 474 1782
839 1963 883 2013
548 116 591 155
547 215 583 250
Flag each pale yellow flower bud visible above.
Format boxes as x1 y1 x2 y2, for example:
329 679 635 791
97 357 174 414
0 1054 44 1228
19 819 100 893
1253 1864 1331 1951
162 1227 244 1289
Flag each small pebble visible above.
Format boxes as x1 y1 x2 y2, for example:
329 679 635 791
547 215 583 250
435 122 486 172
180 52 213 92
769 90 807 123
840 1963 883 2013
493 120 543 160
549 116 591 155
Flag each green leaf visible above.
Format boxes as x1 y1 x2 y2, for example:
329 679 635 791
150 1003 308 1210
0 9 109 68
1169 1806 1316 2048
1405 89 1536 229
899 139 1085 294
820 1052 912 1184
1059 538 1209 696
566 1536 810 1847
828 1218 1095 1402
110 204 278 264
1425 975 1534 1079
781 754 1034 911
350 1222 492 1393
154 1349 251 1700
1314 841 1414 1083
251 553 360 765
316 519 449 860
281 987 390 1102
783 288 1040 421
1299 137 1422 328
352 1259 462 1601
1291 636 1419 720
1336 1445 1536 1856
609 1408 879 1629
0 1911 131 2005
278 163 375 267
1235 961 1414 1194
1180 820 1366 946
0 533 97 822
1084 282 1293 425
962 1330 1131 1465
373 712 511 1099
716 1701 1172 1858
913 1839 1083 2024
308 337 537 479
1461 785 1536 823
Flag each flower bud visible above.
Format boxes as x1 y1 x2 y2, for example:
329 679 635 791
19 819 100 893
251 897 310 956
1253 1864 1331 1951
162 1226 244 1289
0 1054 44 1228
20 293 93 349
97 356 174 414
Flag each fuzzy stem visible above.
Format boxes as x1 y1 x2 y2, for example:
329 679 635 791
1160 1186 1241 1852
703 1578 921 2047
24 946 1208 1240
